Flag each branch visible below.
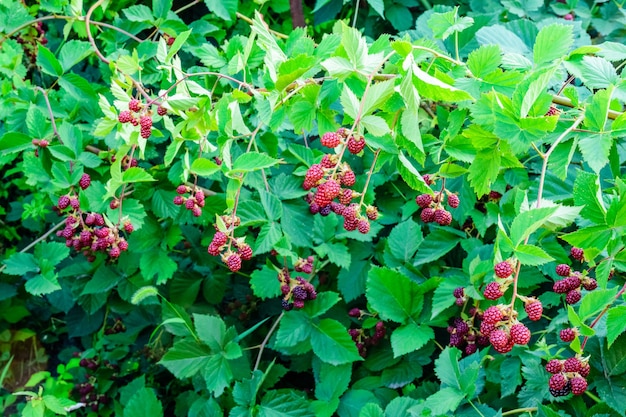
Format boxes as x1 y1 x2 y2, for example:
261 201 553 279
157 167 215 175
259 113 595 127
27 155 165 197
0 220 65 275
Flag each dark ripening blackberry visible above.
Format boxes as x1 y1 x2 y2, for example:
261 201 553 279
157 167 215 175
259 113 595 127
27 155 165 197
524 299 543 321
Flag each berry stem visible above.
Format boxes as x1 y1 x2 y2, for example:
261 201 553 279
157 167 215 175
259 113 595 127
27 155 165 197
0 220 65 275
253 312 285 372
501 407 538 416
358 149 380 207
34 86 63 145
581 280 626 350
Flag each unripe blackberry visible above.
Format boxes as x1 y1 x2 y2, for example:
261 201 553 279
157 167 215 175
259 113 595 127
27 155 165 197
488 190 502 201
339 189 354 205
94 227 109 239
582 278 597 291
420 207 435 223
320 154 337 168
309 202 320 214
293 299 305 309
70 197 80 210
128 99 142 112
118 110 133 123
305 164 325 183
489 329 511 351
185 198 195 210
455 320 470 335
465 343 477 355
549 373 568 390
226 253 242 272
510 323 531 345
357 219 370 234
123 222 134 233
565 289 581 304
213 232 228 246
483 306 503 325
321 131 341 148
292 286 308 301
565 274 582 290
570 376 587 395
524 299 543 321
85 213 96 225
191 206 202 217
415 194 433 208
563 357 582 373
365 205 378 220
560 327 577 342
347 136 366 154
483 282 504 300
545 359 563 374
563 13 574 20
579 362 591 377
556 264 571 277
176 185 188 194
58 195 70 210
343 218 358 231
340 170 356 187
94 213 105 226
157 106 167 116
109 246 121 258
422 174 434 185
79 173 91 190
208 243 221 256
455 297 465 306
447 194 460 208
118 239 129 251
494 261 514 278
195 191 205 206
38 139 49 147
238 244 253 260
173 195 184 205
109 199 119 209
140 117 152 138
570 247 584 261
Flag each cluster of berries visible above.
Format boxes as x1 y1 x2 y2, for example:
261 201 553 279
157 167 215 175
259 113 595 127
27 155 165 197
447 317 488 356
302 129 378 233
546 356 590 396
453 287 467 306
484 260 516 300
207 215 252 272
294 256 314 274
173 184 205 217
104 317 126 335
56 190 132 261
15 21 48 66
479 305 531 353
348 321 386 358
73 356 116 412
278 267 317 310
415 175 457 226
553 263 597 305
118 98 166 139
224 295 258 322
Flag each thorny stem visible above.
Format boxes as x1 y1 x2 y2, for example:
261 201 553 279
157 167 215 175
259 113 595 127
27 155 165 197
0 221 65 275
253 312 284 372
581 280 626 350
358 150 380 208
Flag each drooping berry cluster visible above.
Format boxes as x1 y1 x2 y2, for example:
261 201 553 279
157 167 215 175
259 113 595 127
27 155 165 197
546 356 590 397
206 215 252 272
302 129 378 233
278 267 317 310
553 265 597 305
415 176 457 226
117 98 157 139
74 356 116 412
479 305 532 353
55 194 132 261
348 321 386 358
447 314 488 356
294 256 314 274
453 287 467 306
173 184 206 217
482 260 516 300
104 317 126 335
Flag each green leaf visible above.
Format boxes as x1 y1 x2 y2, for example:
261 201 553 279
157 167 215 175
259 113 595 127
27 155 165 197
413 229 462 265
81 266 123 295
337 260 369 302
467 44 502 78
194 314 228 351
359 403 384 417
152 0 172 19
390 322 434 357
578 133 612 174
159 339 212 378
366 266 423 323
514 244 554 266
122 167 156 183
254 222 282 255
361 115 390 137
468 147 501 197
427 8 474 41
250 265 281 300
231 152 281 173
573 170 606 224
310 318 362 365
340 86 360 120
533 23 573 65
37 44 63 77
434 347 463 389
561 225 612 253
607 307 626 348
397 151 432 194
578 288 618 322
204 0 237 21
275 311 311 349
0 132 34 154
2 253 39 275
124 387 163 417
509 206 558 246
123 5 153 22
260 190 282 221
259 390 314 417
361 79 395 116
418 387 465 415
385 219 423 263
412 64 474 102
579 56 618 89
25 274 61 296
165 30 192 63
190 158 220 177
140 249 177 284
315 362 351 402
58 40 92 72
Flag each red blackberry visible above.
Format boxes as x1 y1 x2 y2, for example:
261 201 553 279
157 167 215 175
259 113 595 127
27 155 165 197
85 213 96 225
455 297 465 306
488 191 502 201
447 194 460 208
565 274 582 290
563 357 582 373
579 362 591 377
70 197 80 210
58 195 70 210
195 191 205 207
185 199 195 210
38 139 49 147
340 170 356 187
130 118 139 126
140 116 152 138
343 218 358 231
208 243 221 256
434 209 452 225
348 308 361 318
565 289 581 304
357 219 370 234
94 214 105 226
494 261 513 278
305 164 325 183
330 202 345 215
453 287 464 298
309 203 320 214
123 222 134 233
553 280 569 294
545 359 563 374
157 106 167 116
109 199 119 209
365 205 378 220
422 174 434 185
416 194 433 208
556 264 571 277
109 246 121 258
321 131 341 148
545 106 560 116
483 282 504 300
582 278 597 291
128 99 142 112
118 110 133 123
489 329 511 351
455 321 470 335
483 306 503 325
570 376 587 395
549 373 567 391
293 299 305 309
420 207 435 223
320 154 337 168
570 247 584 261
173 196 184 205
339 189 354 205
238 244 253 260
560 328 577 342
510 323 531 345
563 13 574 20
118 239 129 251
212 232 228 247
226 253 242 272
314 179 341 206
167 36 176 46
176 185 188 194
524 299 543 321
347 136 366 154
